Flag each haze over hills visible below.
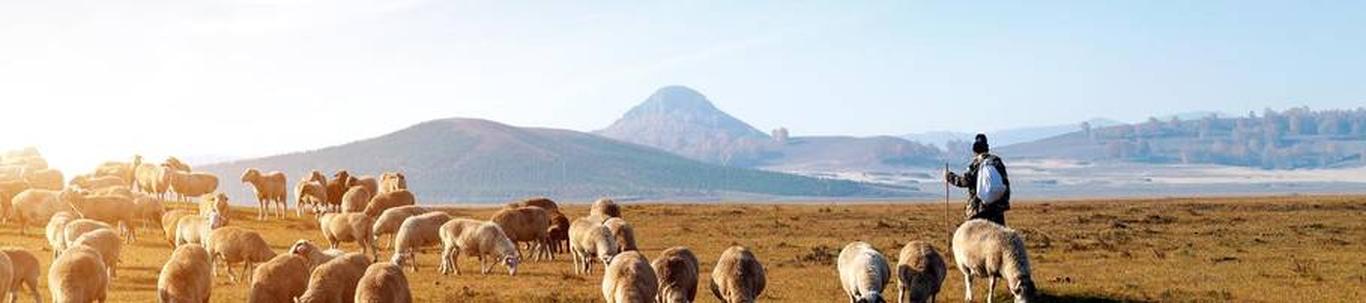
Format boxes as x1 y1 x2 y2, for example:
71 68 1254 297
200 118 915 203
904 118 1123 151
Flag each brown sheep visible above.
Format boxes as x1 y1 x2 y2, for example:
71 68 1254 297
163 157 192 172
71 229 122 279
49 245 108 303
241 168 288 220
318 212 379 261
710 246 766 303
602 251 658 303
590 198 622 221
547 211 571 254
169 170 218 202
161 210 196 248
68 175 124 191
248 254 309 303
340 186 372 214
134 162 173 200
208 227 277 284
307 170 327 187
371 205 430 250
21 169 62 191
295 180 328 217
61 189 138 243
507 197 559 213
1 247 41 303
378 172 406 195
324 170 351 212
158 244 213 303
296 253 371 303
363 190 415 218
652 246 700 303
350 176 379 200
603 217 639 252
490 206 551 261
354 262 411 303
896 241 946 303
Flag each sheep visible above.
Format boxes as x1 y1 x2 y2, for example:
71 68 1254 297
0 249 11 303
161 210 196 247
710 246 766 303
603 217 639 252
590 198 622 221
340 186 371 214
248 254 310 303
62 219 111 252
90 185 134 200
547 211 571 254
132 194 164 230
163 157 192 172
61 189 138 243
324 171 351 212
71 229 122 279
296 253 372 303
134 162 173 200
350 176 378 200
176 211 228 247
169 171 218 202
838 241 891 303
371 205 430 250
158 244 213 303
437 219 519 276
354 262 411 303
48 245 108 303
0 166 24 181
952 219 1036 303
652 246 700 303
507 197 559 213
896 241 947 303
318 212 379 260
93 159 136 188
306 170 327 186
289 240 347 271
294 180 328 217
241 168 288 220
207 226 277 284
378 172 406 194
0 179 31 222
10 189 70 235
568 216 618 275
199 192 230 218
389 212 452 272
362 190 415 218
1 247 42 303
69 175 125 191
46 211 79 259
22 169 62 191
602 251 658 303
490 206 551 261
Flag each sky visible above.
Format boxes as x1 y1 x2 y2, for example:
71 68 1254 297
1 0 1363 174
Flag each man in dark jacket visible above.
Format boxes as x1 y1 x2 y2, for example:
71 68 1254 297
945 133 1011 225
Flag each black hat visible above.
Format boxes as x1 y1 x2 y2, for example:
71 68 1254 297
972 133 989 153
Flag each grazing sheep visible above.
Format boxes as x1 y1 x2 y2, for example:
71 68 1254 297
22 169 62 191
62 219 112 251
158 244 213 303
490 206 551 261
161 210 196 247
289 240 347 271
48 245 108 303
248 254 310 303
134 162 173 200
362 190 415 218
324 171 351 212
318 212 379 260
71 229 122 279
132 194 164 230
652 246 700 303
354 262 411 303
590 198 622 221
710 246 766 303
69 175 125 191
207 227 277 284
46 211 79 259
602 251 658 303
603 217 639 252
294 180 328 217
507 197 559 213
437 219 519 276
296 253 371 303
340 186 372 214
10 189 70 235
0 249 11 303
952 219 1036 303
378 172 406 195
389 212 453 272
61 189 138 243
839 241 891 303
169 171 218 202
176 211 228 247
1 247 42 303
241 168 288 220
199 192 230 218
568 217 619 275
371 205 429 250
547 212 571 254
896 241 947 303
350 176 378 200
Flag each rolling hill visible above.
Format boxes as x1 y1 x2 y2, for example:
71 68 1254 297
200 118 915 203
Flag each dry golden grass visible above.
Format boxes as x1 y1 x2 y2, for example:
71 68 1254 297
1 195 1363 302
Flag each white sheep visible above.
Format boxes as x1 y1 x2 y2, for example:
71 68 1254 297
207 226 277 284
296 252 372 303
0 250 11 303
568 216 618 275
838 241 891 303
489 206 551 261
289 240 348 271
46 211 79 259
354 262 411 303
199 192 231 219
710 246 766 303
371 205 430 250
61 189 138 243
1 247 42 303
602 250 659 303
318 212 379 260
896 241 946 303
603 217 639 252
241 168 288 220
22 169 62 191
340 186 372 214
362 190 415 218
437 219 519 276
69 175 125 191
132 194 164 230
248 254 310 303
652 246 700 303
168 170 218 202
62 219 111 253
378 172 406 195
10 189 70 235
590 198 622 221
48 245 108 303
161 210 196 248
175 211 228 247
158 244 213 303
351 175 379 200
294 180 328 217
134 162 172 200
952 219 1036 303
389 212 452 271
70 229 122 279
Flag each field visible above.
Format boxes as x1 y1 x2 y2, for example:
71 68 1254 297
1 195 1363 302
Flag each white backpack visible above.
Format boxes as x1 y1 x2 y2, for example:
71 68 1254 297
975 158 1007 205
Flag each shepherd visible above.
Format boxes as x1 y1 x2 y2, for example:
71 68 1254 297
945 133 1012 226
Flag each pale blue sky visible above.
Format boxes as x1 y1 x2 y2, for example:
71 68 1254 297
1 0 1363 172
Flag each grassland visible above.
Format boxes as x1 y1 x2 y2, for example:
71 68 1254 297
1 195 1362 302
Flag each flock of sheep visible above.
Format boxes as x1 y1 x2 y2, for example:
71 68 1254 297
0 147 1038 303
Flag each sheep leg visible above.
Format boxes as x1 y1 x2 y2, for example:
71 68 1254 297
987 276 997 303
242 261 252 284
963 273 973 302
225 260 238 284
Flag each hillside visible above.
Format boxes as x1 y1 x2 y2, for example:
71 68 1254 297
200 118 914 203
904 118 1122 150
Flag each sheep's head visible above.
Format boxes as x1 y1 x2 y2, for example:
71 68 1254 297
502 254 520 276
332 170 349 181
207 211 228 229
596 228 619 266
290 240 319 257
1011 276 1037 303
240 169 259 182
854 291 884 303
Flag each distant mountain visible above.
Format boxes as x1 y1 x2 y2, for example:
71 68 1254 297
200 118 913 203
904 118 1122 150
756 136 945 172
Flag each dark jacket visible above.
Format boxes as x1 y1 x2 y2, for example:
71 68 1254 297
947 153 1011 215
